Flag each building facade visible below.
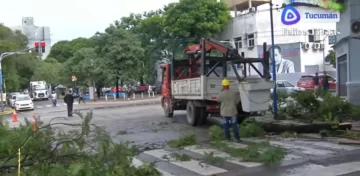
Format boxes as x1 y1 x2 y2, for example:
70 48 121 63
332 0 360 103
220 0 337 78
11 17 51 59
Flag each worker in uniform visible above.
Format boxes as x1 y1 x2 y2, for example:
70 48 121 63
217 78 241 142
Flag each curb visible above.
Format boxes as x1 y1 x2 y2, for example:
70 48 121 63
50 99 161 113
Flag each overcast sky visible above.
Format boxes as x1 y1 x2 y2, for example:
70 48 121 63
0 0 178 44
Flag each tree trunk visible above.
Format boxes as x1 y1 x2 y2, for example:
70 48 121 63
115 77 119 98
139 76 144 85
120 80 124 87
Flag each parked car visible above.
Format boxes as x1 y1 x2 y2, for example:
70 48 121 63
14 95 34 111
271 80 305 95
7 92 21 106
297 74 336 91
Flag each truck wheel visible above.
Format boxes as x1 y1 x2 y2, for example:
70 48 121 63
197 107 208 125
186 101 199 126
163 98 173 118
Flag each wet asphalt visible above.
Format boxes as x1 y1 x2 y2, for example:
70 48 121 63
6 104 360 176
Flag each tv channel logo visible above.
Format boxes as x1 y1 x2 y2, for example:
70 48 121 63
281 6 301 25
282 6 340 25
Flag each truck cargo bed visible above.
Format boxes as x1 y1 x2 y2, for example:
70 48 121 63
171 76 239 100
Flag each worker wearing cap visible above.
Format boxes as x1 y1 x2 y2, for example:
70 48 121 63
217 78 241 142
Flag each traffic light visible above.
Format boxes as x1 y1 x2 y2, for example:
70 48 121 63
34 42 40 53
41 41 46 53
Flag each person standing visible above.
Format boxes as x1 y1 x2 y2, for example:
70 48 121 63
217 78 241 142
322 71 329 92
64 90 74 117
78 91 86 104
313 72 319 92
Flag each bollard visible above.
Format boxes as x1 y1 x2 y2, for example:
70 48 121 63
123 93 126 100
148 91 151 98
105 94 108 101
133 93 135 99
152 91 155 98
114 94 116 100
141 92 144 99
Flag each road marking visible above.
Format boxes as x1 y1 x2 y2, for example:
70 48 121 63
144 149 227 175
286 161 360 176
184 145 263 167
45 105 52 108
132 158 174 176
293 141 360 151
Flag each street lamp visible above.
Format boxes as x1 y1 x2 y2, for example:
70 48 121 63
0 48 33 111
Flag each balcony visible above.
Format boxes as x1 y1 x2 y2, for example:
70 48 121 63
223 0 270 11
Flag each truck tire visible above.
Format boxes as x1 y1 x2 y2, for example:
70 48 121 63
162 98 173 118
186 101 199 126
197 107 208 125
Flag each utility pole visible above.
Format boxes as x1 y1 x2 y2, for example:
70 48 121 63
269 0 278 118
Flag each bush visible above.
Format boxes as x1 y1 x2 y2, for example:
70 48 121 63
0 112 160 176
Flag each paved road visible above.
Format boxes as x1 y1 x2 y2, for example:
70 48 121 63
6 104 360 176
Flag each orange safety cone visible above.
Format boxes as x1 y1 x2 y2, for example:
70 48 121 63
12 109 18 122
32 114 37 132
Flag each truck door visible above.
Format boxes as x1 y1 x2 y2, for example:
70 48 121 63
161 64 171 97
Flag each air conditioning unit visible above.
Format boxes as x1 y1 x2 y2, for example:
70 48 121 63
320 43 325 50
249 7 256 13
312 43 320 50
301 43 310 50
351 19 360 38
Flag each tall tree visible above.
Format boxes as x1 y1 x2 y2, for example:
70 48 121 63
96 25 144 97
32 58 61 85
48 38 96 63
163 0 231 43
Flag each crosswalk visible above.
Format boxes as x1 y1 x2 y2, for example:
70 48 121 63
35 102 79 109
132 138 360 176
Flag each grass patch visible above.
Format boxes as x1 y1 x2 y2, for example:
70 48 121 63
168 134 197 148
171 153 191 161
280 131 297 138
117 130 127 135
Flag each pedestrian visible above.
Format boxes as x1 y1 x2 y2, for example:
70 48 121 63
78 92 86 104
217 78 241 142
322 71 329 92
127 85 135 100
64 90 74 117
313 72 319 91
96 89 101 99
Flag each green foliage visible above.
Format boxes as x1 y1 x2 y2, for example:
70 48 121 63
163 0 231 43
208 120 265 141
32 58 61 85
325 50 336 68
279 91 360 122
167 134 197 148
0 112 160 175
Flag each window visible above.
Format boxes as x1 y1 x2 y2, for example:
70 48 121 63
308 29 314 42
234 37 242 49
300 76 313 81
161 67 166 83
240 52 245 57
327 76 335 82
247 34 255 47
277 81 285 87
16 96 30 101
284 81 294 87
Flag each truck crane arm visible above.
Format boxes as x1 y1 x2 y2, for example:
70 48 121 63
183 38 237 56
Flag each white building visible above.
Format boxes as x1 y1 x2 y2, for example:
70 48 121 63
11 17 51 59
221 0 338 77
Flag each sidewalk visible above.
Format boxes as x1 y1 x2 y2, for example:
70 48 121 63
84 94 161 104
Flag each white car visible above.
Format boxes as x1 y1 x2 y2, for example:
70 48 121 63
14 95 34 111
271 80 305 94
